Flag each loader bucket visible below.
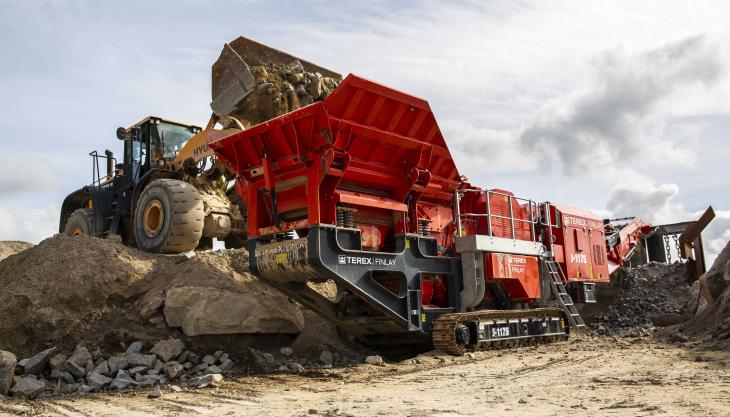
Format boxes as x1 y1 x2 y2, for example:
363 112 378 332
211 36 342 117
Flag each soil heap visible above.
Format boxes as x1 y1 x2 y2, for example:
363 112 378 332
0 235 352 359
676 239 730 348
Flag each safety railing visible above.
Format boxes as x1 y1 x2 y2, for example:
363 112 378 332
454 189 539 241
89 150 117 186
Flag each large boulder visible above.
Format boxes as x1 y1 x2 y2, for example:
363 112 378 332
0 350 16 395
164 284 304 336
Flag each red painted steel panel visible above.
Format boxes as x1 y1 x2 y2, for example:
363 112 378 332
484 253 541 302
209 74 463 237
549 204 610 283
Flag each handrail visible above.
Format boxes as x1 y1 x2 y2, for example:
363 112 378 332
89 151 117 187
455 189 539 241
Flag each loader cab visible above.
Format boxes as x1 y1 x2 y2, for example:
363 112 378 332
119 117 201 181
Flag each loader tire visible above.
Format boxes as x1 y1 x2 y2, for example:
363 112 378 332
134 179 204 253
64 208 96 237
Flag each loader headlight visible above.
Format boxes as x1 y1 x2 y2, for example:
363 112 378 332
157 158 166 168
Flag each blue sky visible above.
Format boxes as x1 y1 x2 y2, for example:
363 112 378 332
1 0 729 264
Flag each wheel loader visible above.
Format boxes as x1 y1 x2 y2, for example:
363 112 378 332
59 36 341 252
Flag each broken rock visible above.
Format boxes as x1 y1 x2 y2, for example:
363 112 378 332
148 386 162 398
92 360 110 377
138 289 166 319
319 350 333 365
164 361 184 380
138 375 161 387
24 347 58 375
109 370 139 390
127 366 147 376
365 355 384 366
125 352 156 369
187 373 223 388
63 360 86 379
0 350 16 395
68 345 91 368
77 384 94 394
50 369 74 384
86 372 112 390
126 341 143 354
151 338 185 362
48 353 66 371
219 359 234 371
206 365 222 374
10 376 46 399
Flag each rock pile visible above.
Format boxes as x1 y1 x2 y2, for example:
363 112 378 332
0 338 232 399
229 62 339 127
245 345 371 373
0 336 373 400
591 262 692 337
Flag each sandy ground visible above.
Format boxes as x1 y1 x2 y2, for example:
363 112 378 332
1 335 728 417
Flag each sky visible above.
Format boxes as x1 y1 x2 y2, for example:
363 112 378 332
0 0 728 265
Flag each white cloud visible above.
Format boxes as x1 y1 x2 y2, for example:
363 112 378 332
519 35 726 176
606 182 685 225
0 204 60 244
440 119 533 177
0 156 58 195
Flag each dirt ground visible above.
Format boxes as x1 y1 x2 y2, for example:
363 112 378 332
2 335 728 417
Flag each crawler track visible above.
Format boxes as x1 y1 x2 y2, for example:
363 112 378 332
432 308 569 355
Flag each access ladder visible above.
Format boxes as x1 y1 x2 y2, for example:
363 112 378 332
544 259 586 328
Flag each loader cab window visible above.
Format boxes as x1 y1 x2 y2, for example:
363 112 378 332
149 121 198 160
124 128 148 182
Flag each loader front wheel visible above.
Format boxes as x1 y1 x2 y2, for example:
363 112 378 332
64 208 95 237
134 179 204 253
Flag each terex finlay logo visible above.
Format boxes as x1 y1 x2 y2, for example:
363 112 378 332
338 255 396 266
